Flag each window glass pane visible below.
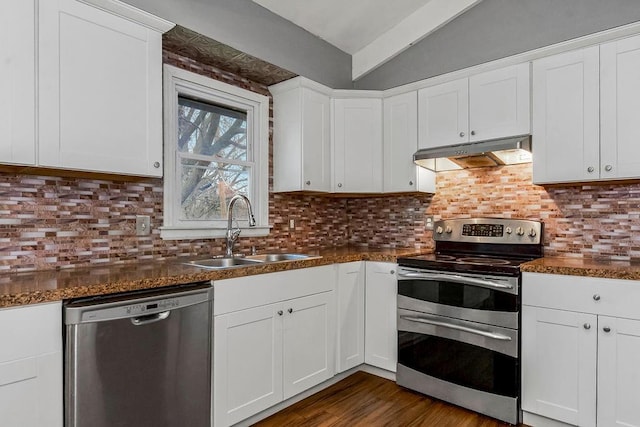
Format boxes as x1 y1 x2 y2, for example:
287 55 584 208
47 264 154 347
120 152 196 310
178 96 248 161
180 160 250 221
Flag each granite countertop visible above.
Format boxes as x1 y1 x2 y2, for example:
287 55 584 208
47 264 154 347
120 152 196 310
0 246 426 308
521 256 640 281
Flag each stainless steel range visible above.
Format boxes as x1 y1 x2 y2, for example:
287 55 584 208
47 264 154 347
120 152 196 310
396 218 543 425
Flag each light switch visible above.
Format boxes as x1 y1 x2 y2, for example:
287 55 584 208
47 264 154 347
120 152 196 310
136 215 151 235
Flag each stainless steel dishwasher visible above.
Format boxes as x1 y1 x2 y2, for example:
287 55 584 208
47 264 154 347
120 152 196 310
64 282 213 427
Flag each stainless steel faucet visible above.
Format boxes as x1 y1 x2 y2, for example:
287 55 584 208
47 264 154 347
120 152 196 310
225 194 256 257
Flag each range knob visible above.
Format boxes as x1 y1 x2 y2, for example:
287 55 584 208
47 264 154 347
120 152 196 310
445 226 453 234
516 227 525 236
436 226 444 234
505 227 512 234
528 228 537 237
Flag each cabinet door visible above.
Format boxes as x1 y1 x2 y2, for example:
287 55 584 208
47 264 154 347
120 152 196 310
597 316 640 427
336 262 365 373
365 262 397 372
532 46 600 184
272 84 331 192
39 0 164 177
0 0 36 165
418 78 468 149
601 34 640 180
332 98 383 193
214 304 283 427
469 63 530 142
0 302 62 427
383 92 435 193
283 291 335 399
522 306 597 427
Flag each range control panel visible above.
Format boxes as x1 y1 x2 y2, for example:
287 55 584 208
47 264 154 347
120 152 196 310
434 218 543 244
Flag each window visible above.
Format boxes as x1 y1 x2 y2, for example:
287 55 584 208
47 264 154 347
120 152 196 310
161 65 269 240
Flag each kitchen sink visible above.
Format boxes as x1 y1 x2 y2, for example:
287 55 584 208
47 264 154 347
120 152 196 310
183 253 320 270
183 257 264 269
245 253 315 262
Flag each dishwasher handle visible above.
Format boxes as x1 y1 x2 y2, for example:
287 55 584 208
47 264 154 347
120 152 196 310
131 311 170 326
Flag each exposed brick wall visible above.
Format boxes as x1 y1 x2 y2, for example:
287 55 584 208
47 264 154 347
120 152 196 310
0 51 637 272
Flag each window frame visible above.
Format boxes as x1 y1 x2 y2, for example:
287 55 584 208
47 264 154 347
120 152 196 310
161 64 270 240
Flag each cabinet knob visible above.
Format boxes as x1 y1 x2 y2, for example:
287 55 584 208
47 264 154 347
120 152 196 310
593 294 601 301
604 165 613 172
288 308 293 314
305 180 311 186
603 326 611 333
584 323 591 330
337 183 343 188
459 132 465 137
471 130 476 136
390 270 395 275
587 166 595 173
277 310 283 316
153 161 161 168
409 181 413 186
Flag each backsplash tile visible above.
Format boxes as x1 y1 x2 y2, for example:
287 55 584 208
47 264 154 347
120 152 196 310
1 48 639 272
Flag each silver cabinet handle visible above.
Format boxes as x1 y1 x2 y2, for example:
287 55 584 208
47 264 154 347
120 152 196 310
131 311 170 326
400 315 512 341
603 326 611 333
587 166 595 173
277 310 283 316
471 130 476 136
305 180 311 186
604 165 613 172
459 131 465 137
593 294 601 301
398 271 513 290
153 161 161 168
288 308 293 314
584 323 591 330
409 181 413 186
337 183 343 188
390 270 395 275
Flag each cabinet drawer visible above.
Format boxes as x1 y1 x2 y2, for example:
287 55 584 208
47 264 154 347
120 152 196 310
0 302 61 362
523 272 640 320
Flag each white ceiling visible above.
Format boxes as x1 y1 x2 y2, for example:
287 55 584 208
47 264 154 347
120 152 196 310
252 0 482 80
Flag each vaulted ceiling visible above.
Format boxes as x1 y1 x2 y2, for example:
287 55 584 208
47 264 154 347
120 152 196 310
251 0 482 80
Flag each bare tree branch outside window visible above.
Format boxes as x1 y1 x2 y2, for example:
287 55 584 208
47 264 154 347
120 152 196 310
177 96 250 221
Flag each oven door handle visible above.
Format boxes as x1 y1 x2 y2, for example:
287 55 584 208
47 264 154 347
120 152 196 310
400 315 512 341
397 272 513 290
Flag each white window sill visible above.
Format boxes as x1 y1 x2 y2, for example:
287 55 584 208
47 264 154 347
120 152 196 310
160 225 271 241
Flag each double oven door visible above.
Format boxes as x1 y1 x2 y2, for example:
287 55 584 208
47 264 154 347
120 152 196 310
396 266 521 425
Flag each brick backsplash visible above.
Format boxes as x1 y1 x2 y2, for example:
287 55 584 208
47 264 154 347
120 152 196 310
0 51 638 272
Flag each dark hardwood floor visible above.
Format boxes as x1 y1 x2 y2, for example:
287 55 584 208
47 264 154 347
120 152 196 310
254 371 526 427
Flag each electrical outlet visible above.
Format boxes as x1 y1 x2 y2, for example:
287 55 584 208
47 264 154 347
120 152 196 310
425 216 434 230
136 215 151 235
289 218 295 229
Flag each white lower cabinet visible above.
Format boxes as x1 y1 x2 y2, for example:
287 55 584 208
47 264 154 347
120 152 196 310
336 262 365 372
522 272 640 427
365 262 397 372
0 302 62 427
213 266 335 427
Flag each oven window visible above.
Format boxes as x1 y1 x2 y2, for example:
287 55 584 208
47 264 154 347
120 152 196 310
398 331 518 397
398 278 517 312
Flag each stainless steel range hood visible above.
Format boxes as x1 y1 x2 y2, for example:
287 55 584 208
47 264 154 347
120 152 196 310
413 135 532 172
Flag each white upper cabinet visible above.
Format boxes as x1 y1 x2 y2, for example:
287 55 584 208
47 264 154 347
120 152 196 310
533 34 640 184
0 0 36 166
38 0 172 177
270 77 332 192
600 34 640 180
418 63 530 149
418 78 469 149
532 46 600 184
468 63 530 142
332 96 383 193
383 92 435 193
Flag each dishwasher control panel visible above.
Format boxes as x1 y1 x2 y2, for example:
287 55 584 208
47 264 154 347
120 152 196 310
125 298 180 316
